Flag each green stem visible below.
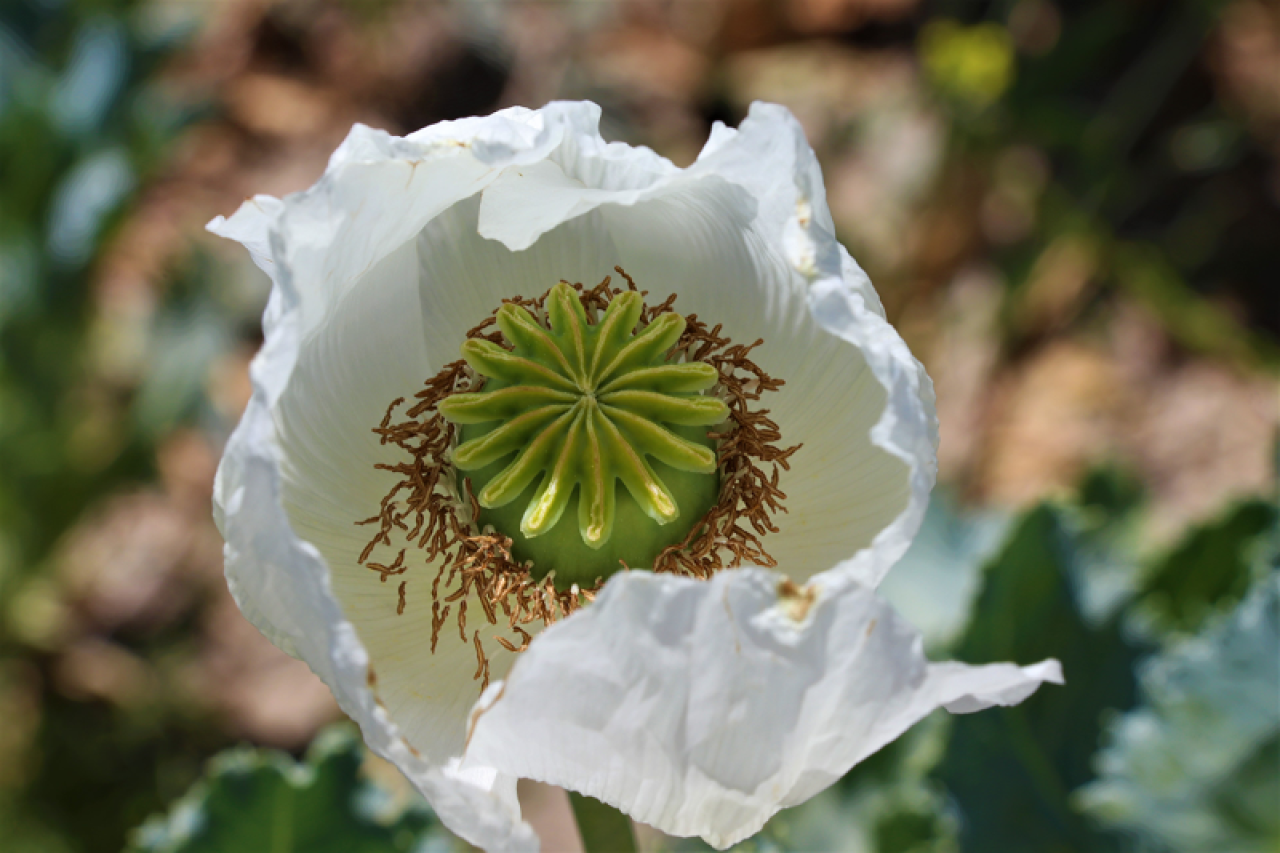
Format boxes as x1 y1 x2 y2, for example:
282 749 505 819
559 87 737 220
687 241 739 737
568 791 637 853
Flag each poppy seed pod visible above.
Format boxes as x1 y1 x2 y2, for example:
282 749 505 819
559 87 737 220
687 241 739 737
209 101 1061 851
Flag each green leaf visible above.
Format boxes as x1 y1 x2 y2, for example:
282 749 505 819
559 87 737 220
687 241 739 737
0 801 78 853
1132 499 1277 636
1077 571 1280 852
1064 467 1148 625
769 781 959 853
933 505 1145 853
871 784 961 853
127 726 455 853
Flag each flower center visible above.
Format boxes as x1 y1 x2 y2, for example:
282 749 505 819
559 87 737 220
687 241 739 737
439 282 728 588
358 269 800 688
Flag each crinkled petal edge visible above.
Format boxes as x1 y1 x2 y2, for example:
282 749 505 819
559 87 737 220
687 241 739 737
204 106 634 852
459 103 1047 852
699 102 939 593
215 389 536 851
464 569 1063 849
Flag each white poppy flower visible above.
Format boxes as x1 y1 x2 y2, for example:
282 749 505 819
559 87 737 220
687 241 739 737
209 101 1062 852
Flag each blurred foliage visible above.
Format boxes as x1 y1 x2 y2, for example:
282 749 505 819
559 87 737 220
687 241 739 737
930 479 1276 853
935 503 1146 853
877 491 1009 651
1132 499 1277 635
4 695 233 852
129 725 457 853
920 20 1016 107
925 0 1279 367
0 0 191 578
0 3 241 853
1078 572 1280 852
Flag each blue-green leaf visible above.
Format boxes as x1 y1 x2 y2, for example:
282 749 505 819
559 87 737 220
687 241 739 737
127 726 457 853
933 504 1145 853
1077 571 1280 851
878 490 1009 652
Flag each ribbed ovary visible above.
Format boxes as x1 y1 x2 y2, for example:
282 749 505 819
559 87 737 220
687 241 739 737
438 283 728 550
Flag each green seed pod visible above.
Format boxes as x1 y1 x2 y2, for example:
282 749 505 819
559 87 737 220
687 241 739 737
438 283 728 588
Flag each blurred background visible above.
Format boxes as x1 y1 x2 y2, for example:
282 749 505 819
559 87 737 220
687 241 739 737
0 0 1276 851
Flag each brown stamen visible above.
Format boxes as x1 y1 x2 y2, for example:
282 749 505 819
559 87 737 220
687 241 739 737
472 630 490 691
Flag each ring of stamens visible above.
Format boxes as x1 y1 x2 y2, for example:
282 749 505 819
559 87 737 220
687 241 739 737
357 268 800 689
440 280 730 573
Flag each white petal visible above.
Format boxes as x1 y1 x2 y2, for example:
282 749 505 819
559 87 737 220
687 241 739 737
208 194 284 279
416 196 620 372
280 200 619 763
464 570 1061 849
930 659 1065 714
474 102 937 588
216 388 536 852
210 108 591 850
272 234 490 762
